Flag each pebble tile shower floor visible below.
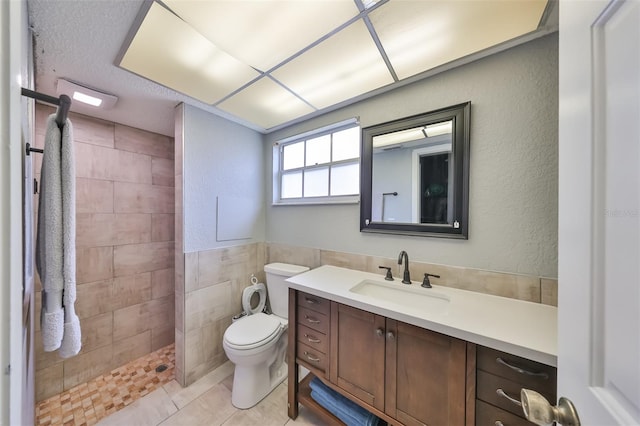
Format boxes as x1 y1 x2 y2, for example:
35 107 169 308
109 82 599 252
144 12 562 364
35 344 175 426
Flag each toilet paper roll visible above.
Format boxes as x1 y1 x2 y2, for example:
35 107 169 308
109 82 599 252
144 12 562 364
242 282 266 315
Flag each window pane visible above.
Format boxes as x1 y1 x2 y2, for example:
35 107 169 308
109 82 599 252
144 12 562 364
305 135 330 166
330 163 359 196
281 172 302 198
304 168 328 197
283 142 304 170
332 127 360 161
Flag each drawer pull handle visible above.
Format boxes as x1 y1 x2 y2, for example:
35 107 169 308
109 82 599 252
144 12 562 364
304 351 320 362
495 422 504 426
496 388 522 407
304 334 321 343
496 357 549 379
305 297 318 305
304 315 320 324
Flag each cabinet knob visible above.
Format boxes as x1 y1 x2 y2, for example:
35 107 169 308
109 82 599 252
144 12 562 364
375 328 384 337
305 297 318 304
386 331 395 340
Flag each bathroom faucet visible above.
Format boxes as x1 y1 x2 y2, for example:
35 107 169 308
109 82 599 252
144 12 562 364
397 250 411 284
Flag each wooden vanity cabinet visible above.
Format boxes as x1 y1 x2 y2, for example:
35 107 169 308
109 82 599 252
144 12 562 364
295 290 331 378
329 303 386 411
288 289 556 426
385 319 468 426
330 303 468 426
475 346 557 425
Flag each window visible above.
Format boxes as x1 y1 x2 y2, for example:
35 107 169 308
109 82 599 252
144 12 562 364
273 119 360 204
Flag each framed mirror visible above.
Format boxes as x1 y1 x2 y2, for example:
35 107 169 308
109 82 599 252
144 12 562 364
360 102 470 238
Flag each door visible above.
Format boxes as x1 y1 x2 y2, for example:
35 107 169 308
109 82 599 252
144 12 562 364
330 303 386 411
556 0 640 424
385 319 467 426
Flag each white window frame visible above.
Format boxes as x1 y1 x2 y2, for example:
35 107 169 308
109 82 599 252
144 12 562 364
272 118 360 205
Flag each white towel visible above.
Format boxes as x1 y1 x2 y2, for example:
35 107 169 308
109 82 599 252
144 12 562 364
36 114 81 358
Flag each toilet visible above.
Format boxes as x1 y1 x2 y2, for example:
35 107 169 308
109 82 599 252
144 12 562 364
223 262 309 409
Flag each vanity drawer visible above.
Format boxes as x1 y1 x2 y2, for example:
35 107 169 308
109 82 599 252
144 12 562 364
297 324 328 354
476 370 555 419
477 346 556 395
297 306 329 334
297 291 330 316
475 399 531 426
297 341 328 373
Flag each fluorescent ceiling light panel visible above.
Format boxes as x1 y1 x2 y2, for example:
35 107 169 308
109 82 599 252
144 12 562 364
217 77 316 129
272 19 394 109
56 78 118 109
164 0 359 72
369 0 548 80
119 2 260 104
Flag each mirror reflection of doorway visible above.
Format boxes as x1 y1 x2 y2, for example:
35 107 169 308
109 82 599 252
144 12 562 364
410 142 453 225
420 154 449 223
420 153 449 223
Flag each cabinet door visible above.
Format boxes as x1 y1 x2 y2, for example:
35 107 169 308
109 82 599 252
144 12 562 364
385 319 467 426
330 302 386 411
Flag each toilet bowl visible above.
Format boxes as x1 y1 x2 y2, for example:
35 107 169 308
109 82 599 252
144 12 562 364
222 262 309 409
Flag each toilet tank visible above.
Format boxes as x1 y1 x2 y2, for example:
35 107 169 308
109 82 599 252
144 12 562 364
264 263 309 318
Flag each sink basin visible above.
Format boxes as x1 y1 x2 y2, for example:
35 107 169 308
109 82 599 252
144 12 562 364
349 279 450 314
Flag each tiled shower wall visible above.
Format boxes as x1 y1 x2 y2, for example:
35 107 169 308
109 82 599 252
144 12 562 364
33 104 175 402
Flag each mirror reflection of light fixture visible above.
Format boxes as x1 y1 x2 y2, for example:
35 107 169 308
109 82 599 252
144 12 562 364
373 127 425 148
424 121 453 137
56 79 118 109
373 120 453 148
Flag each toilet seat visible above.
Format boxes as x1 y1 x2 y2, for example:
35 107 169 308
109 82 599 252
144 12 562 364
242 280 266 315
224 313 283 350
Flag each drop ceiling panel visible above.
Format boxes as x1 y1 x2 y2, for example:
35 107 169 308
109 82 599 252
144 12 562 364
370 0 548 80
164 0 360 72
217 77 316 129
272 19 394 110
119 2 260 104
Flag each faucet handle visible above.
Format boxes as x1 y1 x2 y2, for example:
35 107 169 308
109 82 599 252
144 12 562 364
378 266 394 281
421 273 441 288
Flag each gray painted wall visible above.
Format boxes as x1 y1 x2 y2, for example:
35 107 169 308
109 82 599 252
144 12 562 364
264 33 559 278
183 104 265 252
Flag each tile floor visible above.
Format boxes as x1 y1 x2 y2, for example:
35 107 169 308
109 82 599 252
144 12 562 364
36 344 176 426
36 343 325 425
96 364 325 426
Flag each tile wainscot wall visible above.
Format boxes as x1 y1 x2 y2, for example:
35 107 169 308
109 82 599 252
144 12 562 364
173 241 557 387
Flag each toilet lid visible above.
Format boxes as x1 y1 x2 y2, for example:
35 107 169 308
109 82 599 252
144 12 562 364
224 313 282 349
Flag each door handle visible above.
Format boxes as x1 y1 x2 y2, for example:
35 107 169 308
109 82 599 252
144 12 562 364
521 389 581 426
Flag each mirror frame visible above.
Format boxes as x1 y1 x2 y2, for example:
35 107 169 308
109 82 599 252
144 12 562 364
360 102 470 238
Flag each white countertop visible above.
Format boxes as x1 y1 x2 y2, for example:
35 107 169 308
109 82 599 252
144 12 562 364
286 265 557 367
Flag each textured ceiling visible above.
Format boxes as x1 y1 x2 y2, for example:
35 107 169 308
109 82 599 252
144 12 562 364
27 0 557 137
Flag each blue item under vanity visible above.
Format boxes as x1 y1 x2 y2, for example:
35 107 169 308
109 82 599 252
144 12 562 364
309 377 381 426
